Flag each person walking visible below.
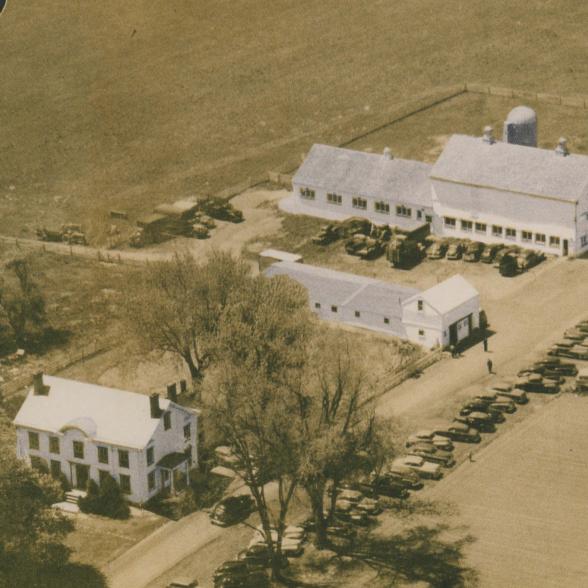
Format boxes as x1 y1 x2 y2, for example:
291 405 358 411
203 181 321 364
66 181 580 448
483 337 488 352
487 358 493 374
468 451 475 463
449 344 456 358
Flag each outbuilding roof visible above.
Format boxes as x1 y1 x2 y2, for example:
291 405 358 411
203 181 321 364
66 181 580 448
13 376 172 449
294 144 433 207
431 134 588 203
265 261 419 318
404 275 479 315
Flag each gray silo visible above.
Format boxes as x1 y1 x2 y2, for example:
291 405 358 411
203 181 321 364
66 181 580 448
502 106 538 147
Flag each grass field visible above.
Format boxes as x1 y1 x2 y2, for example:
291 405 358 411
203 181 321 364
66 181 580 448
1 1 587 241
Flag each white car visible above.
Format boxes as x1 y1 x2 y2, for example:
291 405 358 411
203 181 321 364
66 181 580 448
406 430 454 451
249 532 304 557
392 456 443 480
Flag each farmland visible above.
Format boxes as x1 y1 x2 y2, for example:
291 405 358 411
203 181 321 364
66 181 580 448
1 1 588 242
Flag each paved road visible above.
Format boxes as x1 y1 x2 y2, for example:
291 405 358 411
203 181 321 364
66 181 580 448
105 256 588 588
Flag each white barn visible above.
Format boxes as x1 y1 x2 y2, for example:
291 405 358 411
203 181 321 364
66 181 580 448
13 374 199 505
431 133 588 257
265 261 481 349
284 144 435 230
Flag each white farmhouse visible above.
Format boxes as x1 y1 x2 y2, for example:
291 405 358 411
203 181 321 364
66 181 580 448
284 144 434 229
265 261 481 349
431 130 588 257
13 374 198 505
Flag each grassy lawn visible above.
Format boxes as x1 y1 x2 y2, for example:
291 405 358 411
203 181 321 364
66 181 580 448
65 510 166 569
0 1 586 241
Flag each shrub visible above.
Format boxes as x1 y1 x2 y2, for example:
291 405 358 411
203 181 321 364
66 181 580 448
79 475 130 520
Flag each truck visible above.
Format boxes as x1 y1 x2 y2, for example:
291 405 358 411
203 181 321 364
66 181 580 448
36 224 87 245
197 197 244 223
387 235 424 268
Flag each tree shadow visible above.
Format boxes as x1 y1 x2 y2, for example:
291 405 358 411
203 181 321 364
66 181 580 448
2 563 107 588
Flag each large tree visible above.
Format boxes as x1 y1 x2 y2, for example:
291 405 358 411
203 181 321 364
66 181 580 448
204 273 313 580
0 257 47 351
123 250 250 385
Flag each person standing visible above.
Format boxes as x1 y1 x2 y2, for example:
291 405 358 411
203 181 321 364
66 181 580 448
483 337 488 352
487 358 493 374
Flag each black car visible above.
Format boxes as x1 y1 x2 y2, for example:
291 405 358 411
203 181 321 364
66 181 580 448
326 524 357 540
515 375 560 394
210 495 255 527
530 361 578 377
433 424 481 443
459 403 506 423
454 414 497 433
237 547 289 571
213 562 269 588
358 476 410 499
383 468 425 490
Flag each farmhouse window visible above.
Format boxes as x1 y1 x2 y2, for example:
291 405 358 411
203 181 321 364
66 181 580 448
505 228 516 239
118 450 129 469
354 311 360 318
164 412 172 431
444 217 456 228
475 222 487 233
384 317 390 325
375 201 390 214
418 329 425 337
30 456 45 470
425 215 433 223
522 231 532 242
50 460 61 479
352 197 367 210
49 436 60 454
461 220 473 232
28 431 40 450
417 210 423 220
148 471 156 491
581 235 588 247
98 469 110 485
97 446 109 464
331 305 338 313
314 302 321 309
73 441 84 459
549 236 560 247
327 193 342 205
147 446 154 466
183 424 191 442
119 474 131 495
396 205 412 218
492 225 503 236
417 300 423 311
535 233 546 244
299 187 315 200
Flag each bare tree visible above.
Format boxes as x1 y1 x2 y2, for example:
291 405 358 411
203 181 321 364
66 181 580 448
123 250 250 386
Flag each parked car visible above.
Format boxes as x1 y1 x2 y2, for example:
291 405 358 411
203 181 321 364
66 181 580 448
530 360 578 376
459 403 505 423
499 253 519 277
326 524 357 540
383 468 425 490
446 242 464 260
517 249 544 271
463 241 484 262
427 240 448 260
454 413 497 433
493 247 517 268
564 328 586 341
488 383 529 404
407 443 456 467
210 495 255 526
391 456 443 480
518 370 564 384
406 430 454 451
469 396 517 413
237 546 288 571
213 561 269 588
167 579 198 588
548 344 588 360
480 244 503 263
515 374 559 394
334 508 371 527
359 475 411 498
354 497 383 515
433 423 481 443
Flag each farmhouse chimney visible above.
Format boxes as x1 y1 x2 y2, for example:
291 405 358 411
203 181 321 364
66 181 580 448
555 137 569 156
166 382 178 403
382 147 393 160
482 126 495 144
32 372 49 396
149 393 162 419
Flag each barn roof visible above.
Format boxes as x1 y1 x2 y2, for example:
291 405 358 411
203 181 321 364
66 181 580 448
294 144 433 207
13 376 173 449
404 275 479 315
431 135 588 203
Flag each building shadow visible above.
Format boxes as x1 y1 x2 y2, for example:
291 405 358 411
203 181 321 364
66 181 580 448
454 328 496 355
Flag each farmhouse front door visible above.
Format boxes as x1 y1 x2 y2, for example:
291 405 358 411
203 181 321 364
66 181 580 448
74 464 89 489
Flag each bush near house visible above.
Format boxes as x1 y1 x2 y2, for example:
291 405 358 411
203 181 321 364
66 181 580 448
79 476 130 520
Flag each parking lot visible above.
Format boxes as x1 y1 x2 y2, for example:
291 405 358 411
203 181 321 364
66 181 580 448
426 392 588 587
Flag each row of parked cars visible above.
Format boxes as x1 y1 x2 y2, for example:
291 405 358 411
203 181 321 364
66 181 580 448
427 238 545 276
547 320 588 360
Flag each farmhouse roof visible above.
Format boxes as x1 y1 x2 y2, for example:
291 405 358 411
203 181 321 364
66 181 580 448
294 144 433 207
265 261 419 317
431 134 588 203
13 376 172 449
404 275 479 315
